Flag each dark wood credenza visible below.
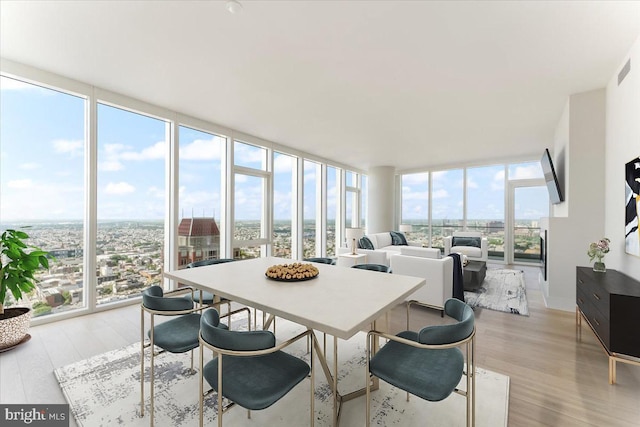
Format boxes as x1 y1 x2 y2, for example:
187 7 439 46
576 266 640 384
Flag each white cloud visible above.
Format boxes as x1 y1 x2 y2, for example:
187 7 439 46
147 186 164 199
402 173 429 185
180 138 222 161
98 160 124 171
53 139 83 157
121 141 165 161
510 165 541 180
105 182 135 194
432 189 448 199
274 153 295 173
466 178 478 189
0 76 43 91
19 162 41 170
7 179 33 189
235 142 266 166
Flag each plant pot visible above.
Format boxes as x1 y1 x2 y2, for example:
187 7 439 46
0 307 32 350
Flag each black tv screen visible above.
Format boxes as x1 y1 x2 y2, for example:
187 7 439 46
541 148 564 204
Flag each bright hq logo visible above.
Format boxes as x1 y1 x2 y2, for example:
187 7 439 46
1 405 68 426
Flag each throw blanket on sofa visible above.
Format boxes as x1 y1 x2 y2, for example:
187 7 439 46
447 252 465 302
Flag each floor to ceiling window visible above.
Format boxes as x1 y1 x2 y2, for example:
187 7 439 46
303 160 320 258
508 161 547 264
233 141 269 259
1 65 365 324
177 125 224 267
0 76 86 318
96 103 167 306
273 152 296 258
467 164 505 261
326 166 339 257
431 169 463 250
400 172 429 245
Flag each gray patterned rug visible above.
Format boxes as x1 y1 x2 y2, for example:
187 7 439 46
464 268 529 316
54 315 509 426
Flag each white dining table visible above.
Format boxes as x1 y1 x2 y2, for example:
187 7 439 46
164 256 425 425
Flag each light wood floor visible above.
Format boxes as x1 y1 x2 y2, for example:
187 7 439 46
1 265 639 426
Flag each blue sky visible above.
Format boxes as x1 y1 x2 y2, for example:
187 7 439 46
1 75 548 224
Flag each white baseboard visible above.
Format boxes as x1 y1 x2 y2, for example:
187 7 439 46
541 292 575 312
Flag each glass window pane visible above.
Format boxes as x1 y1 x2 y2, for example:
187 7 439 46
467 165 505 260
508 161 543 180
513 186 548 263
178 126 224 267
97 103 166 305
431 169 463 249
346 171 356 187
234 140 266 170
273 152 296 258
0 76 86 317
303 160 319 258
326 167 338 257
361 175 368 230
234 173 265 241
401 172 429 245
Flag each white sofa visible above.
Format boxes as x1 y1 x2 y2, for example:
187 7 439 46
389 246 454 312
443 231 488 262
337 231 421 266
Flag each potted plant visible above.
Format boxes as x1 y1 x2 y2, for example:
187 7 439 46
0 228 50 350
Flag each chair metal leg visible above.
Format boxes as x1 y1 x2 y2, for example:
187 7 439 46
140 307 145 417
149 314 155 427
217 354 223 427
310 330 315 427
365 333 371 427
199 343 204 427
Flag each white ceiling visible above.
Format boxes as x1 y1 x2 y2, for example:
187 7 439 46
2 1 639 171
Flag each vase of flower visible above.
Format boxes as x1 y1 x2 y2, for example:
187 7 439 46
588 238 610 273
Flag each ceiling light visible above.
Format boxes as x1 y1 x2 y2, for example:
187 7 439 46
226 0 243 14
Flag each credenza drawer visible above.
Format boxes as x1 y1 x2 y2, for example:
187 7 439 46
576 272 610 320
579 303 610 349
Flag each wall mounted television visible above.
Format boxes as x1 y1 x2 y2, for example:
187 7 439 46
541 148 564 204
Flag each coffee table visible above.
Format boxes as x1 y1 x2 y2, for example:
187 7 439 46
463 260 486 291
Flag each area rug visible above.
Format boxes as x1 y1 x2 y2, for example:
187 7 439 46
54 315 510 427
464 268 529 316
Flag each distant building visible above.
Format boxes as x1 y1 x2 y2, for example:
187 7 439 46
178 217 221 267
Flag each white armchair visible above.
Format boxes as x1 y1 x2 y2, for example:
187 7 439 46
389 248 454 313
443 231 488 262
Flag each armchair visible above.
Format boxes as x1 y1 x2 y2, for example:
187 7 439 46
198 309 314 426
140 285 251 426
444 231 488 262
366 298 476 426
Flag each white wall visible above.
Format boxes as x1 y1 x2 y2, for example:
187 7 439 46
605 34 640 280
544 89 606 311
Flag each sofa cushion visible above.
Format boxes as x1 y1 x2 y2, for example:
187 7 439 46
451 246 482 258
358 236 375 250
451 236 481 248
400 246 441 259
373 232 392 249
390 231 408 246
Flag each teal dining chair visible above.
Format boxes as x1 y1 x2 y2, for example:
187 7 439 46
198 308 314 427
183 258 236 315
366 298 476 426
304 257 336 265
140 285 250 426
351 263 391 273
140 285 206 426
